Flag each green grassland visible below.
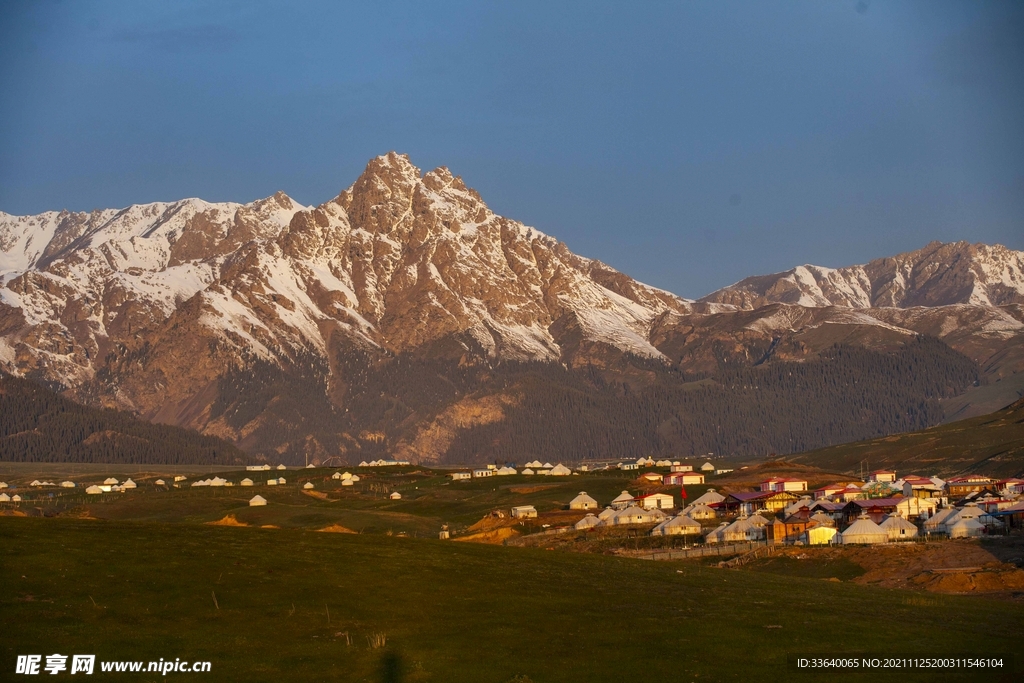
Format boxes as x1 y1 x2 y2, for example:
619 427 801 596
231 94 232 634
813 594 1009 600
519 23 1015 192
2 517 1021 683
787 398 1024 478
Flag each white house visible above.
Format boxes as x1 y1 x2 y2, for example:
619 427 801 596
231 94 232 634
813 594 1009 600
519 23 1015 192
249 495 268 507
266 479 279 486
450 472 472 481
607 505 665 526
511 505 538 519
569 492 599 510
670 464 694 473
640 493 675 510
473 469 493 478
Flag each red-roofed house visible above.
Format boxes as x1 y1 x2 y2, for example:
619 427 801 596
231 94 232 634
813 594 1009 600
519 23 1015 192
664 472 705 486
760 477 808 493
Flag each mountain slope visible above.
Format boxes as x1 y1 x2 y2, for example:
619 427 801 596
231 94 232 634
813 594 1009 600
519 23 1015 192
787 397 1024 478
0 372 244 464
700 240 1024 309
1 152 1020 464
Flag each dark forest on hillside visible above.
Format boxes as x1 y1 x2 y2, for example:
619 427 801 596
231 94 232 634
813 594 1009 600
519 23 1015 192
442 337 978 463
208 335 977 465
0 373 244 464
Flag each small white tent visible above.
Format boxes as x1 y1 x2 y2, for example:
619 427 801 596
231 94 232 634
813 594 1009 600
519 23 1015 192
948 517 985 538
249 495 268 507
690 489 725 507
389 491 402 500
610 491 635 510
880 514 919 541
122 478 137 489
651 514 701 536
569 492 599 510
277 464 288 470
303 482 315 490
839 515 888 545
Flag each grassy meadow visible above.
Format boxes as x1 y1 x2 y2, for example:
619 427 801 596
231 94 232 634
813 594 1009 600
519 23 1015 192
2 517 1022 683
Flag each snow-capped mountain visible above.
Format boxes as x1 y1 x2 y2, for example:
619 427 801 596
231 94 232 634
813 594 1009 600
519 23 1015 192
1 152 1022 463
700 241 1024 310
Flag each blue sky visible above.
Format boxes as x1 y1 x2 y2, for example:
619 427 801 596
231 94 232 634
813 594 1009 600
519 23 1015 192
1 1 1021 297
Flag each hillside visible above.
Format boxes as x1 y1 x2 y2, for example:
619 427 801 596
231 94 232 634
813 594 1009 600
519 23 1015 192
0 372 245 465
787 397 1024 478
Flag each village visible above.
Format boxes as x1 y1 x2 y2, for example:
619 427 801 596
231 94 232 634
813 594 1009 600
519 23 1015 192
4 456 1022 552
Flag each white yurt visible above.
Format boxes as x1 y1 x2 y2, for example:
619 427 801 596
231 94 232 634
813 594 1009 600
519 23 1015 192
784 497 814 517
0 493 10 502
747 513 770 528
809 511 836 528
923 508 957 534
522 468 535 475
349 475 360 482
12 494 22 502
722 517 764 543
103 478 119 485
880 514 919 541
389 491 402 500
303 482 315 490
610 491 635 510
85 485 103 495
597 506 618 521
240 478 254 487
60 481 76 488
155 479 166 486
569 492 599 510
277 477 287 484
249 495 268 507
331 472 342 480
122 478 137 489
684 503 717 520
610 505 665 526
690 489 725 507
704 522 729 544
839 515 888 544
549 464 572 476
575 513 601 530
30 479 42 487
542 462 554 469
948 517 985 539
496 466 517 475
650 514 701 536
277 464 288 470
0 482 7 489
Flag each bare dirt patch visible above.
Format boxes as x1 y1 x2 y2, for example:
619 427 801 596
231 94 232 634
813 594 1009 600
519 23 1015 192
315 524 356 534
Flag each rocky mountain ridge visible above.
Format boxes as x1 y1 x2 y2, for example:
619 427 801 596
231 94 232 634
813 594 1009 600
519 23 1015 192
1 152 1022 463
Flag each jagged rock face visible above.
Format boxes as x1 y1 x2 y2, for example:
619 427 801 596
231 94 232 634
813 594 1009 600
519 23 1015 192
0 153 690 452
1 152 1022 462
701 241 1024 309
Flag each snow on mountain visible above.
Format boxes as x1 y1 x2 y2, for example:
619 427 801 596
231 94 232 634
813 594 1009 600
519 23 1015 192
702 241 1024 310
0 153 693 395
